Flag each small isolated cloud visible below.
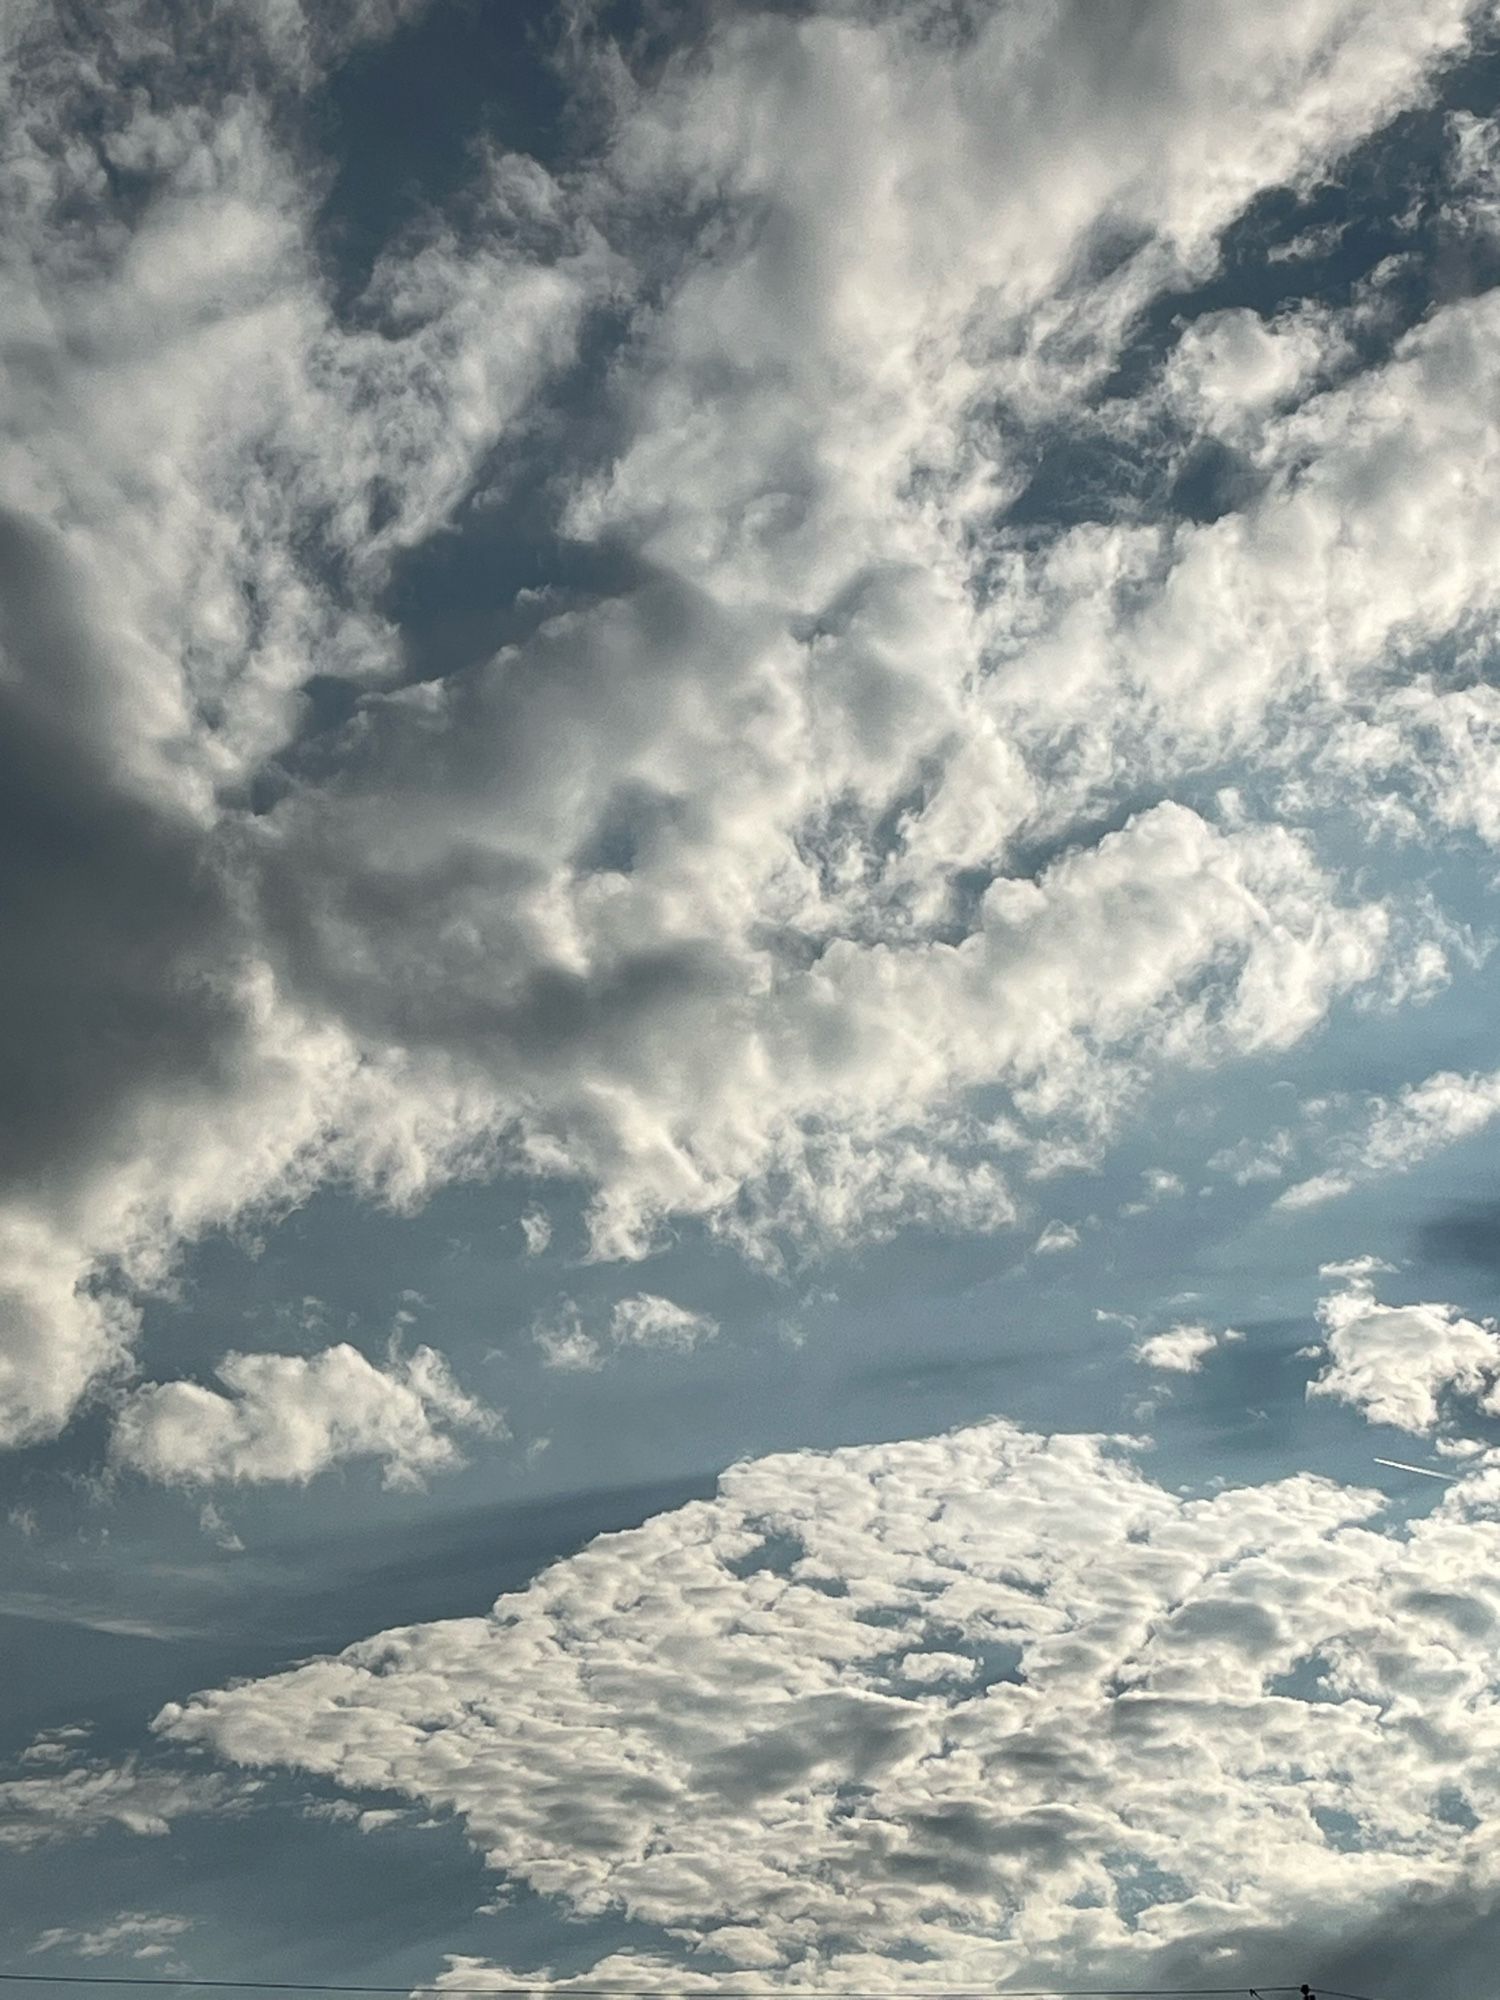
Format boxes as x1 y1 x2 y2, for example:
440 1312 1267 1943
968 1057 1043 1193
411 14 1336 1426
533 1304 603 1373
196 1503 244 1553
1309 1280 1500 1434
609 1294 719 1354
30 1913 191 1961
1275 1170 1355 1211
519 1208 553 1256
1132 1323 1242 1373
110 1346 500 1489
1034 1220 1080 1255
1209 1130 1295 1184
535 1294 718 1371
1319 1253 1399 1281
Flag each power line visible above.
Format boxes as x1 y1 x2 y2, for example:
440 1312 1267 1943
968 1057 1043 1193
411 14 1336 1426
0 1978 1371 2000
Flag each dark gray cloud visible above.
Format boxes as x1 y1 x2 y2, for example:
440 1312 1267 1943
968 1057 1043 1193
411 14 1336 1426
0 511 242 1198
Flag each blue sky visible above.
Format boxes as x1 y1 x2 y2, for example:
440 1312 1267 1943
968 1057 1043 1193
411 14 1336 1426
6 0 1500 1993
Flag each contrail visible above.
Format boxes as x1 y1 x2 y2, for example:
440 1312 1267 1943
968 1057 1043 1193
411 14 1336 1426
1373 1456 1460 1481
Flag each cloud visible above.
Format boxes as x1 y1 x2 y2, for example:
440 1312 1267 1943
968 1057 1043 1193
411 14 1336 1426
1310 1278 1500 1433
30 1913 192 1961
1320 1254 1400 1281
1033 1220 1080 1255
534 1294 718 1372
1131 1323 1241 1373
1161 304 1347 440
1280 1067 1500 1208
0 0 1495 1444
532 1304 604 1375
519 1208 553 1256
0 1758 234 1852
109 1344 500 1488
1277 1170 1358 1210
609 1294 719 1354
157 1413 1500 1988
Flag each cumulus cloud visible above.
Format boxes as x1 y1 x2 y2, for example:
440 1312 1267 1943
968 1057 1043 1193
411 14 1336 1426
109 1344 500 1488
1161 304 1347 439
1 0 1496 1445
1311 1278 1500 1433
1131 1323 1242 1373
1320 1254 1400 1281
534 1294 718 1372
157 1415 1500 1988
610 1294 719 1354
519 1208 553 1256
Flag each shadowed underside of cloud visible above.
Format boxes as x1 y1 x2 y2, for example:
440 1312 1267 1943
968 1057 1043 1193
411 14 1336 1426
3 0 1500 1447
157 1415 1500 1989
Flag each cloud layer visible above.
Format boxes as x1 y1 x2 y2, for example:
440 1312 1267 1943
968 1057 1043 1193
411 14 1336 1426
3 0 1499 1448
158 1415 1500 1988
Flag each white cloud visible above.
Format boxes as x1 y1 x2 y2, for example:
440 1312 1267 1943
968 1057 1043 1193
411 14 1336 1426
534 1294 717 1372
1161 304 1346 439
532 1304 604 1375
1280 1067 1500 1209
109 1344 500 1488
30 1913 191 1961
197 1502 244 1552
18 1727 91 1768
0 0 1493 1445
609 1294 719 1354
1363 1068 1500 1171
1131 1323 1241 1373
1276 1170 1357 1210
1311 1280 1500 1433
1320 1254 1400 1281
519 1208 553 1256
1209 1130 1295 1185
0 1758 234 1851
158 1414 1500 1987
1033 1220 1079 1256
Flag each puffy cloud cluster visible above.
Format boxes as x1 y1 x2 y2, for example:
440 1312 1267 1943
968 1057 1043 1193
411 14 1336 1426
2 0 1497 1444
109 1342 500 1487
1311 1275 1500 1434
159 1416 1500 1988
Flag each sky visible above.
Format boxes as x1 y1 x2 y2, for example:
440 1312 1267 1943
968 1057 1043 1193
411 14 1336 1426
6 0 1500 1992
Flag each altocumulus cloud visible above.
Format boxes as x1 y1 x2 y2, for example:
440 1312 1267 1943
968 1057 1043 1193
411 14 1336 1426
157 1417 1500 1989
2 0 1499 1464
